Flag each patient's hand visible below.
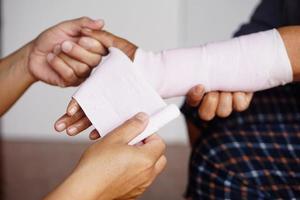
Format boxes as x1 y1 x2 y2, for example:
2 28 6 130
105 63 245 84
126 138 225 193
186 85 253 121
55 98 97 139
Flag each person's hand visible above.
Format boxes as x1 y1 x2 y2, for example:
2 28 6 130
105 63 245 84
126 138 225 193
27 17 105 87
54 30 138 138
186 85 253 121
45 113 167 200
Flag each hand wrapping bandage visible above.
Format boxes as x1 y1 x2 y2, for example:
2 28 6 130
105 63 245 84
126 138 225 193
134 29 293 98
73 48 180 145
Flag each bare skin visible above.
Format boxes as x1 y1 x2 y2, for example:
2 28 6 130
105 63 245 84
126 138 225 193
0 17 104 116
44 113 167 200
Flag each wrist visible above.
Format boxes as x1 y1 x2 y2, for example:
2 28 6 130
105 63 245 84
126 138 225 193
18 41 38 85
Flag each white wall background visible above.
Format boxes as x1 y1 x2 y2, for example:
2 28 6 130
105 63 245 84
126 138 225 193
1 0 260 143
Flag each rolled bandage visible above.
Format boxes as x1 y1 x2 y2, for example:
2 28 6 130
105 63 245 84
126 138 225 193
73 48 180 145
134 29 293 98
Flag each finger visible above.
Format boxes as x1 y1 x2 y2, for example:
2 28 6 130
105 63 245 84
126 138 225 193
61 41 101 67
62 17 104 34
89 129 101 140
72 17 104 30
55 110 85 132
106 112 149 144
81 29 137 60
78 37 108 55
216 92 233 118
67 98 81 116
66 116 92 136
186 85 205 107
233 92 253 112
141 134 166 162
47 53 79 85
81 29 118 48
198 92 219 121
154 155 167 175
58 53 92 78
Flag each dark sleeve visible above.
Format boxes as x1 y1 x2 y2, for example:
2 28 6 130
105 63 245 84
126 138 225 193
234 0 285 36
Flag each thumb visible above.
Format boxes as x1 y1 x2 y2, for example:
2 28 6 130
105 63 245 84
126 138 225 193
105 112 149 144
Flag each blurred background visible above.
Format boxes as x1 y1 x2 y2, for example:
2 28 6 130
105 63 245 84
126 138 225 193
1 0 260 199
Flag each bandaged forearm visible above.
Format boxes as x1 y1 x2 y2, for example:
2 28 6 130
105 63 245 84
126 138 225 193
134 29 293 98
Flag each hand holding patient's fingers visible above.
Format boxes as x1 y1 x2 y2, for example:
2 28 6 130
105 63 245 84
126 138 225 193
233 92 253 112
186 85 205 107
216 92 233 118
46 40 102 86
29 17 104 87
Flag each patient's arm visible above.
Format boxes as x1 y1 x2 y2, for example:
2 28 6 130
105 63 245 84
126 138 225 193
80 27 300 99
55 26 300 138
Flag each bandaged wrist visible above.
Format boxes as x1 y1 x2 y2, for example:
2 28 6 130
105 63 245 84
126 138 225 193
134 29 293 98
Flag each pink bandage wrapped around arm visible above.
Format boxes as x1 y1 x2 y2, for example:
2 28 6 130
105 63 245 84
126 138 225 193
134 29 293 98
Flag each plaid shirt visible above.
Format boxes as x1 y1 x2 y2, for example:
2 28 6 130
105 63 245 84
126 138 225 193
182 84 300 199
182 1 300 199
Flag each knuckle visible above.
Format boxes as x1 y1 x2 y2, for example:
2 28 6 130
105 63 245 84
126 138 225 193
80 16 90 23
157 139 166 153
141 155 155 169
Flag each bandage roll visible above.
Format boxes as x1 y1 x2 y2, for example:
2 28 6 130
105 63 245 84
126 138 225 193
129 104 180 145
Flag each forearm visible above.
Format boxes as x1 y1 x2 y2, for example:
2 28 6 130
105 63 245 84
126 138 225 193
44 168 108 200
134 27 299 98
0 42 36 116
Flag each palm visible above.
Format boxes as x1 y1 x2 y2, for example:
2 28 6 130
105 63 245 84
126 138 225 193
28 24 80 86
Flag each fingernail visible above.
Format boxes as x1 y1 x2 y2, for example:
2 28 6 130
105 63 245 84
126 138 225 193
68 106 78 116
47 53 55 62
94 19 104 27
62 41 73 53
135 112 148 122
53 44 61 55
68 127 77 135
56 122 66 132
